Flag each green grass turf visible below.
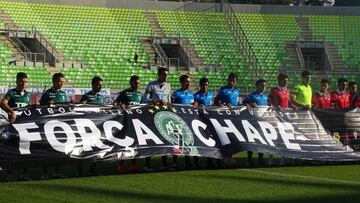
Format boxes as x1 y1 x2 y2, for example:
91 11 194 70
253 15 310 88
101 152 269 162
1 152 360 203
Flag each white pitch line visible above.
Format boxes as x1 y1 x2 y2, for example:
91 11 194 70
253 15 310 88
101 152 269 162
239 169 360 185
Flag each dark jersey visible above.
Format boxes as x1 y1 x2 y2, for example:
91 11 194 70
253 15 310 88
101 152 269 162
40 88 67 105
115 88 143 105
3 88 30 108
80 91 104 105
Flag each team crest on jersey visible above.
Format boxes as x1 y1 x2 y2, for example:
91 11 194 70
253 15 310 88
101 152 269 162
154 111 198 155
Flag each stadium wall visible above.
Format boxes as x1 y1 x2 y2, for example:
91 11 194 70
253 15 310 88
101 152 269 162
7 0 360 15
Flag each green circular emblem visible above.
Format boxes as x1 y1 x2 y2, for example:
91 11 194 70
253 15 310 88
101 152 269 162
154 111 194 147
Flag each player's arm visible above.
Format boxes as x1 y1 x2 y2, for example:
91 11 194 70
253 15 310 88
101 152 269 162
330 92 337 108
213 92 222 107
248 102 258 108
118 100 127 110
114 94 126 110
113 94 120 106
312 95 318 109
80 94 88 104
269 89 278 109
143 85 153 103
243 95 257 108
193 94 203 108
0 98 16 123
356 98 360 107
39 92 52 105
291 99 307 108
165 89 171 105
193 101 199 108
64 94 70 104
209 93 215 107
170 90 178 104
265 94 270 107
290 87 305 108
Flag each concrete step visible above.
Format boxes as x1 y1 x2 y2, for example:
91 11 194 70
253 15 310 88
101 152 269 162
287 51 299 55
287 51 298 54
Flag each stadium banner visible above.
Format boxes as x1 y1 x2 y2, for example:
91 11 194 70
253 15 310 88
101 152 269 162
313 108 360 151
203 106 359 161
0 104 223 168
0 104 359 168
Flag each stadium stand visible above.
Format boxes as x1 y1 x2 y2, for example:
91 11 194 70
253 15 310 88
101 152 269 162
0 1 359 93
309 15 360 69
236 13 300 87
0 2 159 89
156 10 249 90
0 40 53 88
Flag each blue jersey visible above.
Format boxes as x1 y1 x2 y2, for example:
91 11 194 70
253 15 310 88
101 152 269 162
247 91 269 106
171 90 194 104
194 91 214 106
217 86 240 106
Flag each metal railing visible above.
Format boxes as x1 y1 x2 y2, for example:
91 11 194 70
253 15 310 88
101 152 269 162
322 40 333 70
179 38 196 68
0 8 68 66
33 27 66 64
4 26 31 58
295 39 306 69
5 26 48 66
1 8 83 67
294 35 336 70
173 0 196 11
173 1 218 13
152 38 168 67
223 0 263 80
24 52 46 64
151 35 182 70
156 57 180 69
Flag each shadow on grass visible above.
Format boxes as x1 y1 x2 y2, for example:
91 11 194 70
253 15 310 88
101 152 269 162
21 182 243 203
19 173 360 203
198 173 360 189
195 173 360 203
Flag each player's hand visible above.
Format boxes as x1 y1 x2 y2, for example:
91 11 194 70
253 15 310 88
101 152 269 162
193 102 199 108
158 100 167 106
153 99 161 106
120 104 126 110
9 110 16 123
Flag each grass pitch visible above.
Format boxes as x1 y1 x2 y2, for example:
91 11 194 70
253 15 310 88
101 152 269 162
1 152 360 203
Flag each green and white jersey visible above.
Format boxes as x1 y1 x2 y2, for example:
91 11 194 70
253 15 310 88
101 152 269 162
3 88 30 108
40 88 68 105
115 88 143 105
80 90 104 105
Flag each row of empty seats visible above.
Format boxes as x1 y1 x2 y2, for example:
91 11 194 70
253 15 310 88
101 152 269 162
0 1 359 92
309 15 360 68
